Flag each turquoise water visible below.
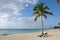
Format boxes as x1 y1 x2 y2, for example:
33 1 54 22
0 29 40 34
0 29 52 35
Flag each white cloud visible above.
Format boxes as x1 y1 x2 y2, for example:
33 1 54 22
33 0 38 4
0 0 38 29
0 0 38 18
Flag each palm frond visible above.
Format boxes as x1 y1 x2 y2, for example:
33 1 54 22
34 15 40 21
44 6 49 10
44 11 53 16
32 11 38 15
34 16 38 21
57 0 60 4
33 6 39 11
43 14 47 19
39 2 44 11
33 2 53 21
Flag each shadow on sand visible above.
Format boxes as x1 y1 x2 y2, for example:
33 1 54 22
37 34 52 37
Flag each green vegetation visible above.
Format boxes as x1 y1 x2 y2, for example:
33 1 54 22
54 0 60 29
33 2 53 36
54 22 60 29
57 0 60 4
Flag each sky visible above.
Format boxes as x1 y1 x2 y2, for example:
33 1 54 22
0 0 60 29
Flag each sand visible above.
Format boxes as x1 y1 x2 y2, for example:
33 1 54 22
0 29 60 40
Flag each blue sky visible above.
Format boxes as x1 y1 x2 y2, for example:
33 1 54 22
0 0 60 29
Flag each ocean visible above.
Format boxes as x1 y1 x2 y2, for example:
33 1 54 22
0 29 51 36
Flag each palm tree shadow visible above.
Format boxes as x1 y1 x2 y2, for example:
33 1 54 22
37 34 52 37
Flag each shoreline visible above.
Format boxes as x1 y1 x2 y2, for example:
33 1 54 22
0 29 60 40
0 28 52 36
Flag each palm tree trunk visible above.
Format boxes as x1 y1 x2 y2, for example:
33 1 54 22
41 16 44 35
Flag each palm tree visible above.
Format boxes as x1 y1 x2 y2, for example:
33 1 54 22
57 0 60 4
33 2 53 36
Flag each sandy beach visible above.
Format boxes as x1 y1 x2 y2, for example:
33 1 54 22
0 29 60 40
